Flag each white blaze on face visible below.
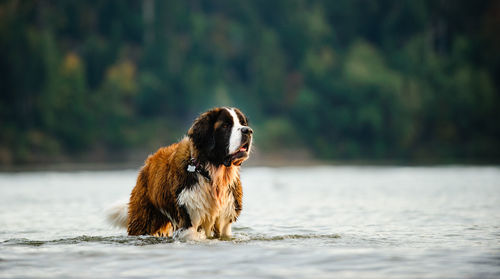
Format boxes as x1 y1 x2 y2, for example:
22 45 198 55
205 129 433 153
227 108 243 154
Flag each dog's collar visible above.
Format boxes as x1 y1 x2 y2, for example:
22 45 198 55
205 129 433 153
187 158 211 182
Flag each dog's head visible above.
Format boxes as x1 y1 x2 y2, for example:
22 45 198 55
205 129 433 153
188 107 253 167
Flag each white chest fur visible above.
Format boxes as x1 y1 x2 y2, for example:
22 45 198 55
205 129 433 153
177 174 237 238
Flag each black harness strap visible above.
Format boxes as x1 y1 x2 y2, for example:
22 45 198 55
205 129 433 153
187 158 211 182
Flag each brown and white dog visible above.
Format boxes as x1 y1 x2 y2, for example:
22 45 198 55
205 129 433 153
106 107 252 239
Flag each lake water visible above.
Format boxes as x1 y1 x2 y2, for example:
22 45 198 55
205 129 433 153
1 166 499 278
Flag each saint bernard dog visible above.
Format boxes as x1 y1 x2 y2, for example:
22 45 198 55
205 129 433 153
106 107 253 239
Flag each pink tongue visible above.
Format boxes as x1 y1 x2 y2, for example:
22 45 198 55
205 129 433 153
239 147 246 152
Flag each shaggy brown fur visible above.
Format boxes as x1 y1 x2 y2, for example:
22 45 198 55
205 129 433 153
126 107 249 237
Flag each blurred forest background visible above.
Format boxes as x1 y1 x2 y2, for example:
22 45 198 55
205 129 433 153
1 0 499 166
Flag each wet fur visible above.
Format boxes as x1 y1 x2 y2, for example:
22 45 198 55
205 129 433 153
126 108 249 238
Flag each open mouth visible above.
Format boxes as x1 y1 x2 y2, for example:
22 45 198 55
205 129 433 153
224 141 251 167
229 141 250 157
238 142 250 153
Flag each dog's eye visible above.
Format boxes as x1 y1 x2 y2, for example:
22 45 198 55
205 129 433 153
222 123 229 129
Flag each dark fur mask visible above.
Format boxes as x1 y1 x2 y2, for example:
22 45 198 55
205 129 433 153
188 107 252 167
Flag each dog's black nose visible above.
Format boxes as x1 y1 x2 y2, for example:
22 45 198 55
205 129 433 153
241 127 253 134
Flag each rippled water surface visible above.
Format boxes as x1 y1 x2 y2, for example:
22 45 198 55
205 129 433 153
1 166 499 278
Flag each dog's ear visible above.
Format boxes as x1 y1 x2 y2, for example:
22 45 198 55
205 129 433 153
188 108 221 152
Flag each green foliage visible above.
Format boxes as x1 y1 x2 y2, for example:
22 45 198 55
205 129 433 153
0 0 499 164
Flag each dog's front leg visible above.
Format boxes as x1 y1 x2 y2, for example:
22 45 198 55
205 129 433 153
177 207 207 240
221 222 232 238
214 218 232 239
202 218 215 238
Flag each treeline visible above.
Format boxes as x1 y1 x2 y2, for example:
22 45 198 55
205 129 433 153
1 0 499 164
